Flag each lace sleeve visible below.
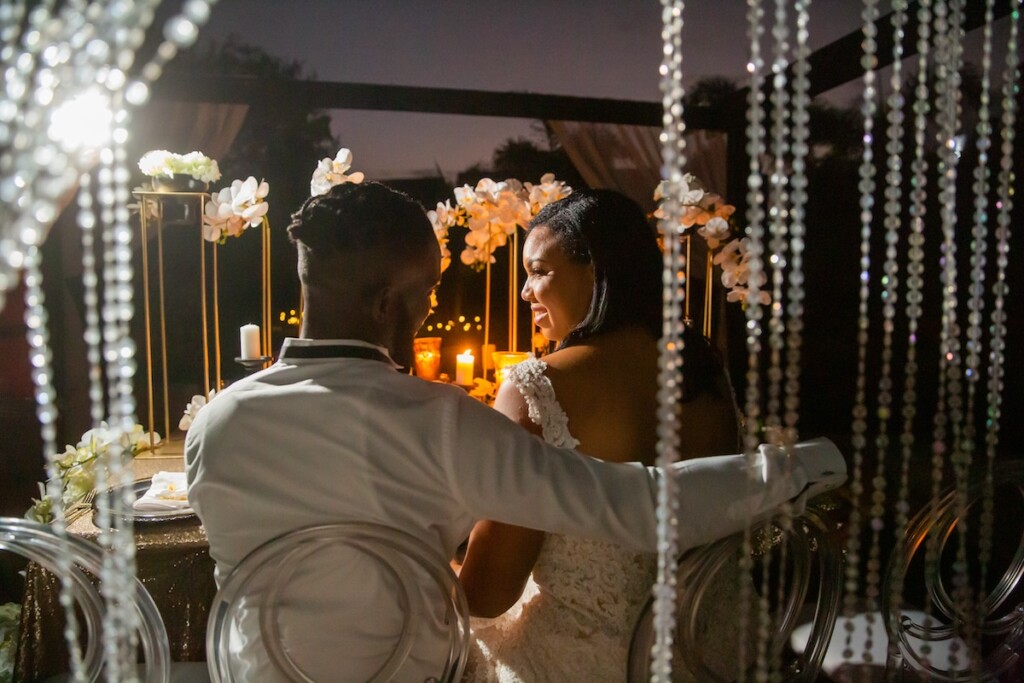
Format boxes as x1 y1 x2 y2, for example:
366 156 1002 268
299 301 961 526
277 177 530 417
504 359 580 449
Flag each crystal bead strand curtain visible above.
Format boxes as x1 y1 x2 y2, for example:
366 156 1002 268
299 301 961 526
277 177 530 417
730 1 815 679
736 0 769 674
840 0 1019 675
980 0 1018 605
651 0 689 679
652 0 815 679
0 1 216 679
885 0 932 654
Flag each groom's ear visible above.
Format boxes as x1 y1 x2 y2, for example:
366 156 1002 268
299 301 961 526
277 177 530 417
372 285 393 324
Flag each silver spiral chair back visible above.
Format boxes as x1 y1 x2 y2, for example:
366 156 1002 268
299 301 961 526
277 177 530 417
882 460 1024 681
0 516 171 683
627 507 842 682
206 522 471 683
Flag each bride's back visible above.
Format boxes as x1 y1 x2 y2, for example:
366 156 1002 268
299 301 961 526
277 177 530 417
544 326 740 468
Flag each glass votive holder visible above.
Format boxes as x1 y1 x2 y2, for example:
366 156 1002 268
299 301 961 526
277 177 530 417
492 351 531 388
413 336 442 381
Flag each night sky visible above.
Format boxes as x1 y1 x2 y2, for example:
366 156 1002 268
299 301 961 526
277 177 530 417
196 0 872 179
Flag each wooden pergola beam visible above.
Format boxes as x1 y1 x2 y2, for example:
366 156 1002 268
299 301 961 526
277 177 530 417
151 74 679 127
152 0 1007 131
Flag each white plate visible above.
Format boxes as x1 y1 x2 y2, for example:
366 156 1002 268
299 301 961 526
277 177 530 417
92 478 196 525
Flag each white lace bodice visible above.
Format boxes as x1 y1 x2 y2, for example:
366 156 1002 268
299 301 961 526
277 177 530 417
464 358 658 682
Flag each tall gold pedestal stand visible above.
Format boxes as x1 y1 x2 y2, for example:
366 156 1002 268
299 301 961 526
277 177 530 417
134 191 271 456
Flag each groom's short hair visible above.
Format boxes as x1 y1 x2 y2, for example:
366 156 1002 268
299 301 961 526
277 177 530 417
287 182 434 287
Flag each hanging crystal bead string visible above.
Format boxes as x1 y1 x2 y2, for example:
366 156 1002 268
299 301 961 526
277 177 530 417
862 2 910 667
961 0 996 491
764 0 791 440
9 6 110 677
735 1 768 680
979 0 1018 601
96 121 144 678
763 7 790 677
926 0 976 669
77 172 107 427
651 1 688 680
890 0 933 629
1 1 217 676
24 248 88 677
102 2 219 674
961 0 996 629
841 0 879 664
784 0 811 446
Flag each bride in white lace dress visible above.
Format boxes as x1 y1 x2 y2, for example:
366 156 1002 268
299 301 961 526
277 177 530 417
459 190 740 682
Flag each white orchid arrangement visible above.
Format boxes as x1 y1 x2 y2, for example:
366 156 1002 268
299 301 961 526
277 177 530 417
26 422 161 524
310 147 364 197
138 149 222 183
178 390 216 432
654 174 770 307
202 176 270 244
429 173 572 272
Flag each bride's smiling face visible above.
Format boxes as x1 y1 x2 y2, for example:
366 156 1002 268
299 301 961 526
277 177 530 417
521 225 594 344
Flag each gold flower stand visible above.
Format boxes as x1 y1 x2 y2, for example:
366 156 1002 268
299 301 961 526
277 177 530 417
133 189 271 454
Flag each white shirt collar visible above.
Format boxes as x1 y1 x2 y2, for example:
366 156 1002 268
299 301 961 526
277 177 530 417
278 338 401 369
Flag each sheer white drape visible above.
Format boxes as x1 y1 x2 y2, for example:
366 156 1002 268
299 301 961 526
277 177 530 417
134 102 250 162
546 121 728 211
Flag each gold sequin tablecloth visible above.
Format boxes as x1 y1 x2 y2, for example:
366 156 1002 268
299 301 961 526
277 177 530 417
14 453 217 681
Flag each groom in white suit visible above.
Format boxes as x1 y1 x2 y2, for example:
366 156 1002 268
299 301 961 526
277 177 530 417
185 181 845 681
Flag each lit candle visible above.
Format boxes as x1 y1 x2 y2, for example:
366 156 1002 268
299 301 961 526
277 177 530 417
413 336 442 381
492 351 531 387
240 324 261 359
455 349 475 386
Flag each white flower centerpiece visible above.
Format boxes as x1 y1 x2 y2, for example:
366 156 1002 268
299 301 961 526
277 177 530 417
654 173 770 308
139 149 222 192
26 422 161 524
427 173 572 360
428 173 572 273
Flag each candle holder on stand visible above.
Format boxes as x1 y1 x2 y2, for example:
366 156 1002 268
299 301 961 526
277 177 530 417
235 356 273 376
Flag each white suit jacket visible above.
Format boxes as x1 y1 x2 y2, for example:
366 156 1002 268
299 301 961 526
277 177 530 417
185 338 843 681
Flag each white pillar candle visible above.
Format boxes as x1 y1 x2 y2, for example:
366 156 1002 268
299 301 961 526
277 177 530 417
240 324 261 359
455 349 475 386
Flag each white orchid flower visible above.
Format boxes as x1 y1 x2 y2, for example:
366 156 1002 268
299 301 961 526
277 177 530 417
79 422 117 452
454 185 477 207
525 173 571 214
727 286 771 306
126 424 161 453
56 445 86 470
428 200 459 229
474 178 502 201
203 189 244 242
228 177 270 228
698 216 732 250
310 148 365 196
654 175 704 206
179 390 216 432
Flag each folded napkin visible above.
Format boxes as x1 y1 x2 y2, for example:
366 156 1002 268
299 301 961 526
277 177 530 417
132 471 192 512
